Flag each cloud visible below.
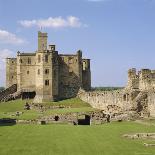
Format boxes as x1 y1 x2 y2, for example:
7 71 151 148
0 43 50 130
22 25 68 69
19 16 86 29
0 29 25 45
0 49 15 87
0 49 15 63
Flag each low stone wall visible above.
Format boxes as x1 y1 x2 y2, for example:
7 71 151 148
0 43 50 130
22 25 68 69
78 89 155 118
78 89 132 113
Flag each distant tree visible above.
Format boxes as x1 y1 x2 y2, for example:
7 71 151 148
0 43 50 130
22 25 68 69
91 87 124 91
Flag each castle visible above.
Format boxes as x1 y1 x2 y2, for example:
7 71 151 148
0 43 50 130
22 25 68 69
3 32 155 119
6 31 91 102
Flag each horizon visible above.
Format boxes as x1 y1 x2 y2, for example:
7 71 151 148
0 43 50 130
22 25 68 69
1 0 155 87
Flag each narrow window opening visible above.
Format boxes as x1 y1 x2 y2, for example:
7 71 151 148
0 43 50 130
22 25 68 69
45 80 49 86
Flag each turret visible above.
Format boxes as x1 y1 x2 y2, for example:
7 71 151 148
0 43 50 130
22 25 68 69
38 31 47 52
82 59 91 91
127 68 139 89
139 69 152 90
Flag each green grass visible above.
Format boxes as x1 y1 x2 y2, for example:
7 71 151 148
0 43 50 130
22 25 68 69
0 98 93 120
43 98 91 108
0 122 155 155
45 107 95 115
0 99 26 112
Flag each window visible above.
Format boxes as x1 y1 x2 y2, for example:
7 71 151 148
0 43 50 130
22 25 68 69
19 59 22 63
45 55 48 63
38 69 40 75
12 76 13 79
27 71 29 74
45 80 49 86
28 57 31 64
83 61 86 70
45 69 49 74
38 55 41 63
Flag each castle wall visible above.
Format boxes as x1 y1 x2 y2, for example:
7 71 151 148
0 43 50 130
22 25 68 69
58 52 82 99
139 69 152 90
78 89 132 112
35 52 53 102
17 54 36 91
51 51 59 100
6 58 17 88
148 92 155 117
82 59 91 91
127 68 139 89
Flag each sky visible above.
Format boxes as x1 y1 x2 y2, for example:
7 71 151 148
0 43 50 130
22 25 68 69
0 0 155 87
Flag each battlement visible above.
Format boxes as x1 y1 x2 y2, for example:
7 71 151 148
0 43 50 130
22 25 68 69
127 68 155 91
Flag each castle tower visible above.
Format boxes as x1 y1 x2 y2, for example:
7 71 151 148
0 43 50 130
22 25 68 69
34 32 53 102
82 59 91 90
139 69 152 90
6 58 17 88
38 31 47 51
50 46 59 101
127 68 139 89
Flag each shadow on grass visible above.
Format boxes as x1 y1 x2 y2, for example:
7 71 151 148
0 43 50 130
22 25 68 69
0 118 16 126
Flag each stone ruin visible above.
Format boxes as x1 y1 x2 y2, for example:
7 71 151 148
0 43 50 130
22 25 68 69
123 133 155 147
78 68 155 119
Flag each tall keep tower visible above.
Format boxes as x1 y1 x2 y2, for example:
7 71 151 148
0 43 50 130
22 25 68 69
34 32 54 102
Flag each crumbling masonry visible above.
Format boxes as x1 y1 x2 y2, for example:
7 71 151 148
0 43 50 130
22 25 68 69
78 68 155 118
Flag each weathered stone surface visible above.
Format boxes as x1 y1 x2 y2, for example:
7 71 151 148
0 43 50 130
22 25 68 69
78 68 155 118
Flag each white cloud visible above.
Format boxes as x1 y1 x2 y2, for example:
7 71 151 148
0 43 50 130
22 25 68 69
19 16 86 28
0 29 25 45
0 49 15 62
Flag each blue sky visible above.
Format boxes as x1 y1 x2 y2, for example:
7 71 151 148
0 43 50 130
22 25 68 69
0 0 155 87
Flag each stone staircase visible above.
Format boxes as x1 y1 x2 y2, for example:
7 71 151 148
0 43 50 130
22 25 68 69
0 84 22 102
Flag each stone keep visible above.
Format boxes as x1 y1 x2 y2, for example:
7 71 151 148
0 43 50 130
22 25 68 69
6 31 91 102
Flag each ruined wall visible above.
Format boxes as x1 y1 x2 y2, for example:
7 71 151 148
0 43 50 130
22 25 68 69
148 92 155 117
139 69 152 90
127 68 155 91
58 52 82 99
127 68 139 89
6 58 17 88
78 89 133 113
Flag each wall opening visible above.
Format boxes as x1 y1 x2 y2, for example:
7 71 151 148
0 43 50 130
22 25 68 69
22 91 36 99
78 115 91 125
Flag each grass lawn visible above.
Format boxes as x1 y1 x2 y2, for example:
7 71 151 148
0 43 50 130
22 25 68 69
0 98 94 120
0 122 155 155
